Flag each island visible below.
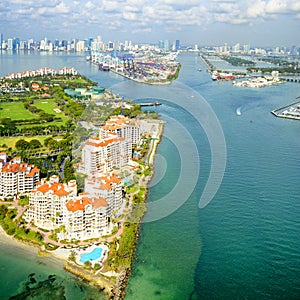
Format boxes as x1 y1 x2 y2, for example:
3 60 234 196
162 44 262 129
0 68 164 299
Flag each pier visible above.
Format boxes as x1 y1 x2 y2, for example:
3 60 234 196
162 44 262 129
271 99 300 121
280 77 300 83
139 102 162 107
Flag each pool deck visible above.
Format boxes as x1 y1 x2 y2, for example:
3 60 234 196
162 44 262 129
52 243 109 267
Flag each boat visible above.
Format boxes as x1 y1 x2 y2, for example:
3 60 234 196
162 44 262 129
236 107 241 116
211 71 234 81
198 68 202 71
99 63 110 71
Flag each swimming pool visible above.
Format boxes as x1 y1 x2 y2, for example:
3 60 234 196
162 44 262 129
80 247 103 263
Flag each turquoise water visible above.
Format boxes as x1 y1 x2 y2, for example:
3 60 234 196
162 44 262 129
80 248 103 263
0 51 300 300
124 54 300 299
0 238 106 299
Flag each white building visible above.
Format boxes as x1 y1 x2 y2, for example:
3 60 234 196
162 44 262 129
25 175 77 230
0 157 39 198
25 175 109 241
64 196 108 240
80 135 131 175
76 40 85 52
84 173 123 217
100 115 141 145
59 67 78 75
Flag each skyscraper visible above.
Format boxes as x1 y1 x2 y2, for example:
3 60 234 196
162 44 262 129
164 40 170 51
158 40 164 49
7 38 13 50
175 40 180 51
0 33 3 50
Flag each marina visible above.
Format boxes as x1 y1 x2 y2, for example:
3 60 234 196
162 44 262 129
271 99 300 120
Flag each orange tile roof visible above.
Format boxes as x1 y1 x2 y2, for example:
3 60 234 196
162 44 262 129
102 124 122 131
86 136 124 147
25 167 40 177
87 174 121 191
66 196 107 212
2 163 28 173
36 182 70 196
66 198 90 212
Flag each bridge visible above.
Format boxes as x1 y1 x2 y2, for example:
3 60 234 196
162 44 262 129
280 77 300 83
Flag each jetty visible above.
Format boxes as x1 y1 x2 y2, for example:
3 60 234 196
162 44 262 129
139 102 161 107
271 99 300 121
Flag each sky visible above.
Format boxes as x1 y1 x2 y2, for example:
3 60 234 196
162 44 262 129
1 0 300 47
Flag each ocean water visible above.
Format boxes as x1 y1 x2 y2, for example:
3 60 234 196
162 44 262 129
0 51 300 300
0 236 106 299
124 54 300 300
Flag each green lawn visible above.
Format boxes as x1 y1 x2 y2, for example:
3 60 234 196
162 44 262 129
34 99 69 124
0 102 35 120
0 99 69 126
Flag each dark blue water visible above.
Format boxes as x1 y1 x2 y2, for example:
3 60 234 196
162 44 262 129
125 54 300 299
0 51 299 300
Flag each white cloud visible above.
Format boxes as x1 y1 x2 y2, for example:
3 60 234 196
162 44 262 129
37 2 69 15
85 1 96 9
1 0 299 41
123 11 138 20
246 0 266 18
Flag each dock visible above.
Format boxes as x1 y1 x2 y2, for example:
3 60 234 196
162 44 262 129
271 99 300 121
139 102 162 107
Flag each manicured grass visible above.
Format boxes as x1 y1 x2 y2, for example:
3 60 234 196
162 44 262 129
0 99 69 126
34 98 69 124
0 102 35 120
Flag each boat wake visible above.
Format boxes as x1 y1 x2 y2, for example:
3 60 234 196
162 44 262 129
236 107 242 116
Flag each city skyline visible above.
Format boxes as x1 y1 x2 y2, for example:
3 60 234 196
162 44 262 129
0 0 299 46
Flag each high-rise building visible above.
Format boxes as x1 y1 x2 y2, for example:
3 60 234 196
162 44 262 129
88 37 94 47
243 44 250 54
76 40 85 52
164 39 170 51
0 33 3 50
224 43 228 53
0 157 40 197
100 115 141 145
79 135 131 175
108 41 114 50
158 40 164 49
7 38 13 50
175 39 180 51
84 173 123 217
232 43 240 53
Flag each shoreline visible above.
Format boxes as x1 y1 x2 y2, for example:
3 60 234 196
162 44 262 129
0 119 164 300
110 69 172 85
109 119 165 300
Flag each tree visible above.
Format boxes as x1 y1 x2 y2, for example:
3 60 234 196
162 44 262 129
68 251 76 262
84 261 92 269
29 139 42 149
15 139 29 150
